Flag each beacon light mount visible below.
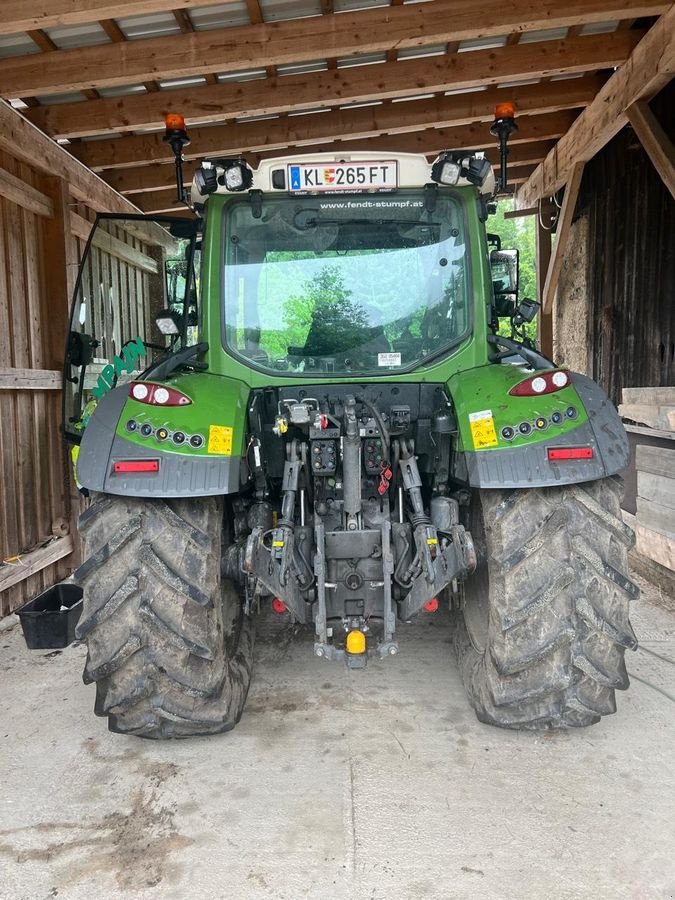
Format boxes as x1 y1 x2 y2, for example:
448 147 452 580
163 113 191 206
490 101 518 195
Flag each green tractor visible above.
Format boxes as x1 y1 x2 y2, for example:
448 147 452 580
64 119 637 739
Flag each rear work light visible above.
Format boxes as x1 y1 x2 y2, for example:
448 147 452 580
547 447 594 461
113 460 160 473
509 370 571 397
128 382 191 406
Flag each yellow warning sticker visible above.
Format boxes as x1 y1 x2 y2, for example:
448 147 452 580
469 409 498 449
207 425 234 455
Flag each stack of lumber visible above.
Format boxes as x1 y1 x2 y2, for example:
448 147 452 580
620 387 675 573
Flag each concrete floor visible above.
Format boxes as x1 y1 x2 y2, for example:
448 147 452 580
1 572 674 900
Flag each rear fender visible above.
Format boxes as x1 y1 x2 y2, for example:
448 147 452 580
448 366 628 489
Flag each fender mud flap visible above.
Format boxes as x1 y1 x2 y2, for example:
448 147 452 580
399 525 476 620
244 526 307 623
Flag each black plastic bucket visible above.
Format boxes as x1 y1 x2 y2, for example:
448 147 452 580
17 583 83 649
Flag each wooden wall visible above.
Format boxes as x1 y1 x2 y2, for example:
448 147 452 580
555 81 675 407
0 100 142 618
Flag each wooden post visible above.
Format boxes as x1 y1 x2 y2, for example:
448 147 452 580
39 174 82 572
536 199 554 359
541 161 585 316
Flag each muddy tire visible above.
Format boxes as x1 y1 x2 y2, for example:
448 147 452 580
74 494 253 739
453 477 638 729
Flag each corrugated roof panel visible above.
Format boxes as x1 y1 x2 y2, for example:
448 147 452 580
392 93 436 103
234 113 281 123
159 76 209 89
339 99 384 109
397 44 448 60
116 12 182 39
443 85 488 96
334 0 390 11
0 34 41 59
580 21 620 35
519 27 568 44
34 91 90 105
189 2 251 30
277 60 328 76
97 85 148 98
287 107 332 117
258 0 322 22
44 23 111 49
495 77 541 88
337 51 387 68
458 35 508 52
217 69 268 83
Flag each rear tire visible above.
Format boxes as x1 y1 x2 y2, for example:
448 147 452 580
453 477 638 729
74 494 253 739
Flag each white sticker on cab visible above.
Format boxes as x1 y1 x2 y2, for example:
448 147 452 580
378 352 402 367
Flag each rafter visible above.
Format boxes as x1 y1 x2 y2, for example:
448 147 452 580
104 143 553 195
518 6 675 206
26 33 630 140
0 1 236 35
0 2 659 97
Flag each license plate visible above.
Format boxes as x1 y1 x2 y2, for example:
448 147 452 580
288 161 398 193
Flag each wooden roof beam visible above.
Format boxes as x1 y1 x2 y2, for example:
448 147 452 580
73 98 578 171
626 99 675 200
0 1 235 35
103 142 554 195
518 6 675 206
1 1 661 97
29 32 627 140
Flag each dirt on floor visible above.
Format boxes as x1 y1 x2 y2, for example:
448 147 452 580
0 570 674 900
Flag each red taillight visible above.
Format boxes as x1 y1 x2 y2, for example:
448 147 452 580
509 370 571 397
423 598 439 612
547 447 594 461
128 382 191 407
113 460 160 473
271 598 286 614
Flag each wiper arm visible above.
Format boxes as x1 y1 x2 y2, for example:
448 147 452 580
143 342 209 381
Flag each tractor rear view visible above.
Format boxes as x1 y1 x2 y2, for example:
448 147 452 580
64 112 637 738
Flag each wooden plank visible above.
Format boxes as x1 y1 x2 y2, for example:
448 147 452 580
625 423 675 441
636 444 675 479
2 2 657 97
0 99 141 216
635 522 675 571
0 368 62 390
638 471 675 509
0 1 226 35
518 6 675 207
626 99 675 200
26 38 612 141
636 496 675 538
0 167 54 218
504 207 538 219
541 162 585 314
81 108 576 172
623 386 675 405
0 535 74 593
70 212 159 274
31 31 636 140
619 402 675 431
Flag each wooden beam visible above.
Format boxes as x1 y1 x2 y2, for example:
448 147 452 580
0 100 141 215
77 102 577 171
0 368 62 390
70 213 159 273
0 1 233 35
0 536 74 593
626 99 675 200
536 198 555 357
69 75 594 170
504 207 538 219
518 7 675 207
2 1 661 96
0 167 54 217
28 31 635 139
541 162 585 314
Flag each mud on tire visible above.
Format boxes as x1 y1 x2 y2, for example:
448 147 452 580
453 477 638 729
74 494 253 739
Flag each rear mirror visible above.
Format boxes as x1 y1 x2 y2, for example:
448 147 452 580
490 248 519 299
